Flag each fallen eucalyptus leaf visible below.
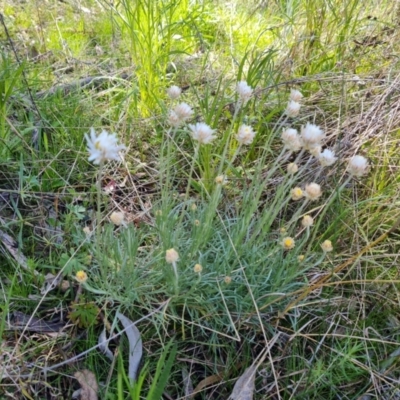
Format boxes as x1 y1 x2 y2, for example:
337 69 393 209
116 312 143 382
74 369 98 400
228 365 257 400
98 328 114 361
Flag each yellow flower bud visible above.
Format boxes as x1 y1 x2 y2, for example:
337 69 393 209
194 264 203 273
321 240 333 252
165 248 179 264
75 270 88 283
301 215 314 228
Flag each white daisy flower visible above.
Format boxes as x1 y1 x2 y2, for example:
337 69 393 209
236 81 253 104
85 128 126 165
348 155 369 177
319 149 337 167
188 122 216 145
236 124 256 145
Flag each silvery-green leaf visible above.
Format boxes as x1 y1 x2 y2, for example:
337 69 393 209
116 312 143 382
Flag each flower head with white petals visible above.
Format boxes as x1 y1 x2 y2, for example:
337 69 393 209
85 128 126 165
287 163 298 174
348 155 369 177
285 100 301 117
236 124 256 145
236 81 253 104
168 103 193 127
189 122 216 145
167 85 182 100
319 149 337 167
281 128 302 152
290 89 303 102
174 102 193 121
300 123 325 151
305 183 322 201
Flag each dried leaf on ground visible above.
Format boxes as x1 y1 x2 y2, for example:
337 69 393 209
74 369 98 400
228 365 257 400
116 312 143 382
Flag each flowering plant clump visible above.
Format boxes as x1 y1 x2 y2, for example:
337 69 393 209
78 80 373 348
85 128 126 165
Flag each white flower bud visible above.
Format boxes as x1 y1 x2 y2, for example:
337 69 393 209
281 128 302 152
305 183 322 201
236 81 253 104
285 100 301 117
319 149 337 166
167 85 182 99
301 215 314 227
290 89 303 102
287 163 298 174
189 122 216 144
165 248 179 264
348 155 368 177
301 123 325 150
236 124 256 145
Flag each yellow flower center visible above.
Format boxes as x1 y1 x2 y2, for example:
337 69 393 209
284 238 293 247
76 270 88 283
